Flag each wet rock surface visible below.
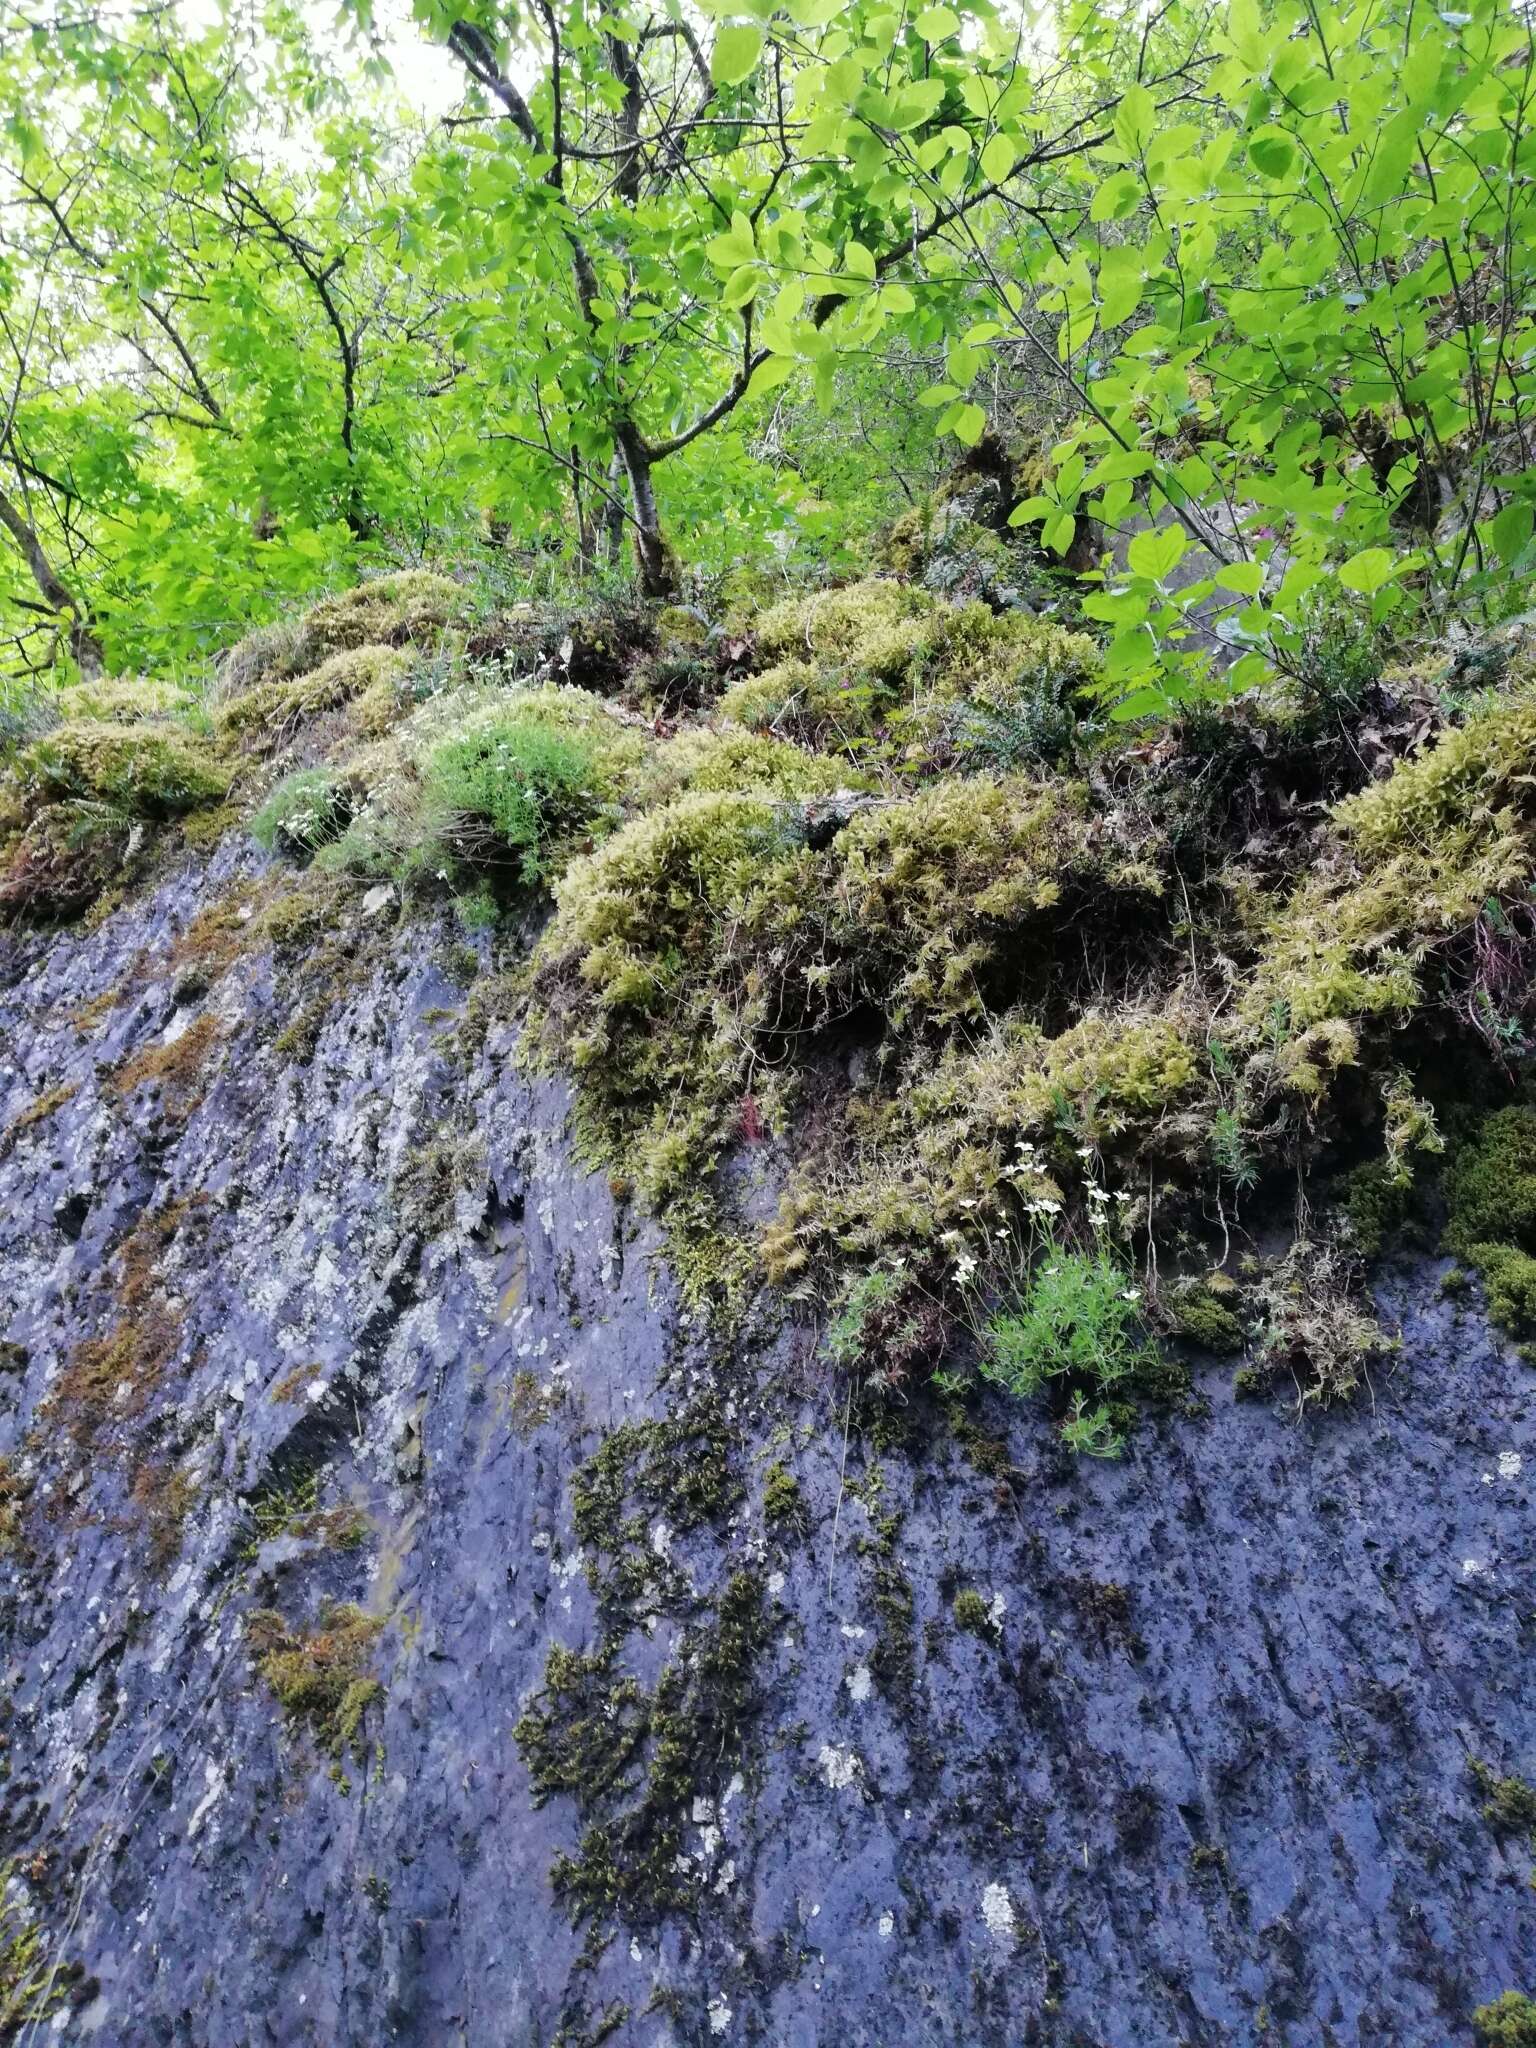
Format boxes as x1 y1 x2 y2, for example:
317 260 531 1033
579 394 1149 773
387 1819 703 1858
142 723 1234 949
1 846 1533 2047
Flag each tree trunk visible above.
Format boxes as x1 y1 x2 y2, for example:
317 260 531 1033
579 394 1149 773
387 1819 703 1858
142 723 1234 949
615 423 676 598
0 483 105 678
600 453 626 567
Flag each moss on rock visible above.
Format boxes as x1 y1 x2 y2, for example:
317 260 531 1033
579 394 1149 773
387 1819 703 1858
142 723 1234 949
16 720 229 816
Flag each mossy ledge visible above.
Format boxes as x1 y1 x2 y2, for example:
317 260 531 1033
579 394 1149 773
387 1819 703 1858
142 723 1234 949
11 559 1536 1443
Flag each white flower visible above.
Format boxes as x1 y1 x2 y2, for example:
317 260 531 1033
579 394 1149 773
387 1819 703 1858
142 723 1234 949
1121 1287 1141 1302
1075 1145 1094 1159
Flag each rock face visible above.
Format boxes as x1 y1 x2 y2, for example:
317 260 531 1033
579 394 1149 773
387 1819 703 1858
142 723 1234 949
1 844 1533 2048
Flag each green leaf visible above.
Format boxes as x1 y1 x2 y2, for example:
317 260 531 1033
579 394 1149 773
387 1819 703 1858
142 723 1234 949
1247 126 1296 180
1113 83 1154 156
915 4 959 39
1127 525 1188 580
1492 501 1534 566
952 401 987 446
844 239 877 280
918 382 959 407
1090 171 1141 222
722 264 762 307
746 354 795 396
1214 559 1264 595
1337 546 1397 595
712 24 764 86
980 133 1017 183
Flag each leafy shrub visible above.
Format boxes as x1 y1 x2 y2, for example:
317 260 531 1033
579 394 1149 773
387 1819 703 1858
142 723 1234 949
251 770 354 857
326 690 647 892
425 719 603 884
978 1250 1144 1456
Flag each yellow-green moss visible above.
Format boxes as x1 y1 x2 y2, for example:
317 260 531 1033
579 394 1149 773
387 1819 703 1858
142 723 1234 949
1243 693 1536 1076
15 720 229 816
223 570 468 698
248 1602 384 1759
217 643 413 744
55 675 198 723
720 580 1100 753
650 726 869 802
1443 1106 1536 1337
1475 1992 1536 2047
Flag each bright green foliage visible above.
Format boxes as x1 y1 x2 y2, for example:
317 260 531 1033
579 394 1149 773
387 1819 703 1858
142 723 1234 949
979 1251 1143 1456
423 720 608 885
1475 1992 1536 2048
5 0 1536 723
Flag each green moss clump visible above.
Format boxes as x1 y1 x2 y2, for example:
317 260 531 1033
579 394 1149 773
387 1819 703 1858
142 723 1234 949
520 1570 768 1926
248 1601 384 1759
1443 1107 1536 1337
952 1588 992 1636
720 578 1100 754
1475 1992 1536 2047
1341 1157 1410 1258
1464 1243 1536 1338
1168 1282 1245 1354
226 571 467 691
1242 694 1536 1085
1470 1758 1536 1840
762 1461 802 1525
55 675 198 724
1445 1107 1536 1256
16 720 229 816
218 643 412 744
651 726 869 802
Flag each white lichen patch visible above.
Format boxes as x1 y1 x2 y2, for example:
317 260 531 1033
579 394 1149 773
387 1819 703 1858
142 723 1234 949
186 1758 228 1840
1497 1450 1523 1480
845 1664 872 1703
1462 1556 1488 1578
980 1882 1016 1945
707 1994 732 2034
818 1743 863 1791
878 1912 895 1939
